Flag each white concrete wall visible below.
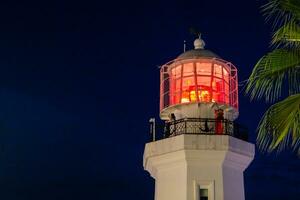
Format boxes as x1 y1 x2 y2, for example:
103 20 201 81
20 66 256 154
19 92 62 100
143 135 254 200
155 162 187 200
222 164 244 200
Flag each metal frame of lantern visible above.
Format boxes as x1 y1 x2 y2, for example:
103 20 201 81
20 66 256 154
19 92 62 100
160 57 238 121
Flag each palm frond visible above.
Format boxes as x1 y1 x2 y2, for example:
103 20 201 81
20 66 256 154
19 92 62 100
280 0 300 19
246 49 300 102
257 94 300 153
262 0 300 28
272 21 300 47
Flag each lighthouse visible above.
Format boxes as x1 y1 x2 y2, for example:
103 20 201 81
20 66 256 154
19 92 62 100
143 36 255 200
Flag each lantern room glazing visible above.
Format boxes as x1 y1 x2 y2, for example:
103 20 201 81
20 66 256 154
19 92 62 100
160 57 238 116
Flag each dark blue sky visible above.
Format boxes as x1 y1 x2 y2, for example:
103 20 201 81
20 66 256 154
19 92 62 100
0 0 299 199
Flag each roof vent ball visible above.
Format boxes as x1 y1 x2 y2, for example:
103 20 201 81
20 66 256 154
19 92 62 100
194 38 205 49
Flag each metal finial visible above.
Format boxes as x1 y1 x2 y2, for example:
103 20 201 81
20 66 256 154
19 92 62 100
198 32 201 39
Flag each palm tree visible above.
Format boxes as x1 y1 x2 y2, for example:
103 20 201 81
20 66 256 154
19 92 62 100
246 0 300 153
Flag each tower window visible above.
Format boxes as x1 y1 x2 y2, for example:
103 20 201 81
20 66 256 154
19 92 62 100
195 181 214 200
200 188 208 200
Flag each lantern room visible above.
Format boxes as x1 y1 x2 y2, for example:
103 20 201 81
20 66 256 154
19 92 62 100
160 38 239 121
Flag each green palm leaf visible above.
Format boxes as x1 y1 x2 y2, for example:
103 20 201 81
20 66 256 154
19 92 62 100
249 0 300 154
262 0 300 27
257 94 300 153
246 48 300 102
279 0 300 19
272 21 300 47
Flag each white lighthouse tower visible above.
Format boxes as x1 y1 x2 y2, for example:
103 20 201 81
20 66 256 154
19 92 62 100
143 36 255 200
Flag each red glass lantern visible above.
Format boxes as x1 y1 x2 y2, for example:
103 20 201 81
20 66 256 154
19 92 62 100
160 39 238 121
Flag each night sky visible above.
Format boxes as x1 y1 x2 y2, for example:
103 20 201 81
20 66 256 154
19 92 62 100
0 0 299 199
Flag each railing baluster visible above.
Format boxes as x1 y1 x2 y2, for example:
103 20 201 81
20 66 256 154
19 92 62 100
159 118 248 141
184 119 187 134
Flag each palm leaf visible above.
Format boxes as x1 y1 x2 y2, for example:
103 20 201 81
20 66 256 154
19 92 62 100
262 0 300 27
246 48 300 102
257 94 300 153
272 21 300 47
251 0 300 153
280 0 300 19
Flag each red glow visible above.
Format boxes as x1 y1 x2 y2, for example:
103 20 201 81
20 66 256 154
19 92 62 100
160 59 238 111
180 85 211 103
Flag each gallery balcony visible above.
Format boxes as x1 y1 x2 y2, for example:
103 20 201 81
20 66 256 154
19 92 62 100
150 118 248 142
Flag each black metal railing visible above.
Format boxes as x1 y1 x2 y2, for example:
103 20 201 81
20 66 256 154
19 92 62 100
160 118 248 141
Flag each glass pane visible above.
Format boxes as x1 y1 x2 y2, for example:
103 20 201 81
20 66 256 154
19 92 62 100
197 76 210 87
172 91 181 104
169 68 182 105
190 90 197 102
183 63 194 77
171 65 182 79
211 78 227 104
181 77 196 103
225 82 229 96
181 91 190 103
173 80 180 94
212 91 219 103
182 77 195 88
196 63 211 76
197 76 211 102
223 66 229 83
215 78 224 93
198 89 210 102
225 94 229 104
214 64 222 78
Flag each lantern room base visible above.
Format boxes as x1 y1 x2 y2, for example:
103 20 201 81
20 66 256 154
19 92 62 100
160 102 238 121
143 135 254 200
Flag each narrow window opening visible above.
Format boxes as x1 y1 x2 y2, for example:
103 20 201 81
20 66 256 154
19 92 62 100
199 188 208 200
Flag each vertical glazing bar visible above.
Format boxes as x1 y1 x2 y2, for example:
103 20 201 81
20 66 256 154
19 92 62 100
235 68 239 109
163 66 168 108
221 64 225 104
160 67 163 111
180 62 184 103
167 66 170 108
193 61 199 101
170 65 174 106
229 64 232 108
210 61 214 102
231 66 234 108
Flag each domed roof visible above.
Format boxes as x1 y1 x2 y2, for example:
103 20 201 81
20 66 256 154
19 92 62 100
177 37 220 59
177 49 220 59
